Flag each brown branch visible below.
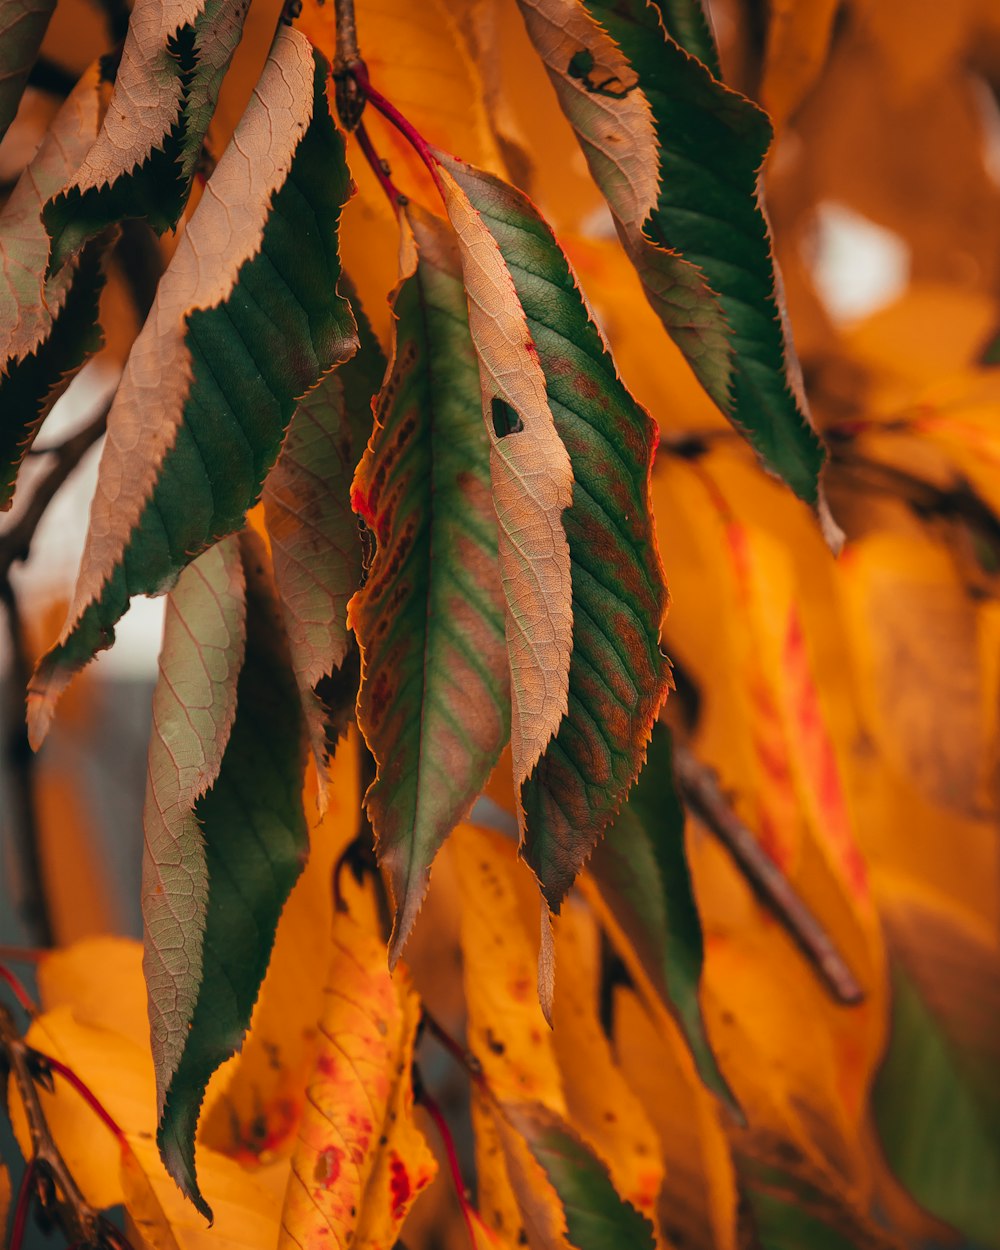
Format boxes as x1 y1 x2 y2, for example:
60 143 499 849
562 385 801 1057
0 581 52 947
0 403 109 580
672 743 864 1005
0 1005 131 1249
333 0 366 130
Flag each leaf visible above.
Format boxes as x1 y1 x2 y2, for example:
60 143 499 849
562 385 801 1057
0 64 107 508
349 204 510 963
27 27 358 747
43 0 251 269
516 0 834 522
584 721 733 1105
440 154 670 909
550 904 664 1229
873 885 1000 1247
262 297 383 787
500 1102 657 1250
0 0 57 140
199 734 363 1161
278 910 437 1250
649 0 720 76
614 987 739 1250
144 531 311 1215
434 158 574 799
9 946 289 1246
759 0 839 130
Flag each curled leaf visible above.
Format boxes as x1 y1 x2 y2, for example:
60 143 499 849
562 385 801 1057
0 64 107 508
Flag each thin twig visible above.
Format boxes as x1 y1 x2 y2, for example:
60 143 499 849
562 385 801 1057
0 581 52 947
355 122 405 208
414 1070 478 1250
0 964 38 1015
0 402 109 580
672 743 864 1005
0 1005 127 1248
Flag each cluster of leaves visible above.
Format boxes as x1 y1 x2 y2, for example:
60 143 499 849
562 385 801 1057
1 0 999 1247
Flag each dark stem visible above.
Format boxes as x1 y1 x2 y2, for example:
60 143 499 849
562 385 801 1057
333 0 366 130
421 1011 484 1088
349 63 446 197
31 1050 128 1145
0 402 110 580
355 121 405 209
0 964 38 1015
0 1006 117 1247
414 1072 478 1250
0 581 52 947
672 744 864 1005
9 1158 36 1250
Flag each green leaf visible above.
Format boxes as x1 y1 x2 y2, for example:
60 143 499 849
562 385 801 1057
440 154 670 911
145 530 310 1217
43 0 251 270
873 892 1000 1248
517 0 834 528
650 0 720 77
349 205 509 963
503 1102 657 1250
588 722 734 1108
0 65 107 509
28 30 358 746
0 0 57 141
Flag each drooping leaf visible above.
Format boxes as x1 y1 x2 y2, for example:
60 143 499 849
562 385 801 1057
440 154 670 910
28 28 357 746
0 64 107 508
433 159 574 800
43 0 251 269
144 531 310 1214
873 886 1000 1247
759 0 840 130
349 205 509 963
516 0 834 523
585 721 733 1106
278 910 437 1250
500 1102 657 1250
0 0 57 141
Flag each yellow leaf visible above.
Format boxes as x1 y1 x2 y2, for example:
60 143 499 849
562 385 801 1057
8 1000 286 1246
278 910 437 1249
614 987 738 1250
551 904 664 1230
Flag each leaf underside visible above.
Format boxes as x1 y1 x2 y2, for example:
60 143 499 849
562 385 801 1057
151 531 310 1216
0 0 57 141
350 205 510 962
442 156 670 910
44 0 251 269
29 38 357 745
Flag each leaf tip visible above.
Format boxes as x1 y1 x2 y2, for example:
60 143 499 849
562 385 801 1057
817 489 845 555
537 907 556 1029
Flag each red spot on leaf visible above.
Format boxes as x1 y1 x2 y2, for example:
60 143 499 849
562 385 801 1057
389 1153 411 1219
352 486 378 531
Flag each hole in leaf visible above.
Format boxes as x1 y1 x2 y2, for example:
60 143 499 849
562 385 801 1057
491 397 524 439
